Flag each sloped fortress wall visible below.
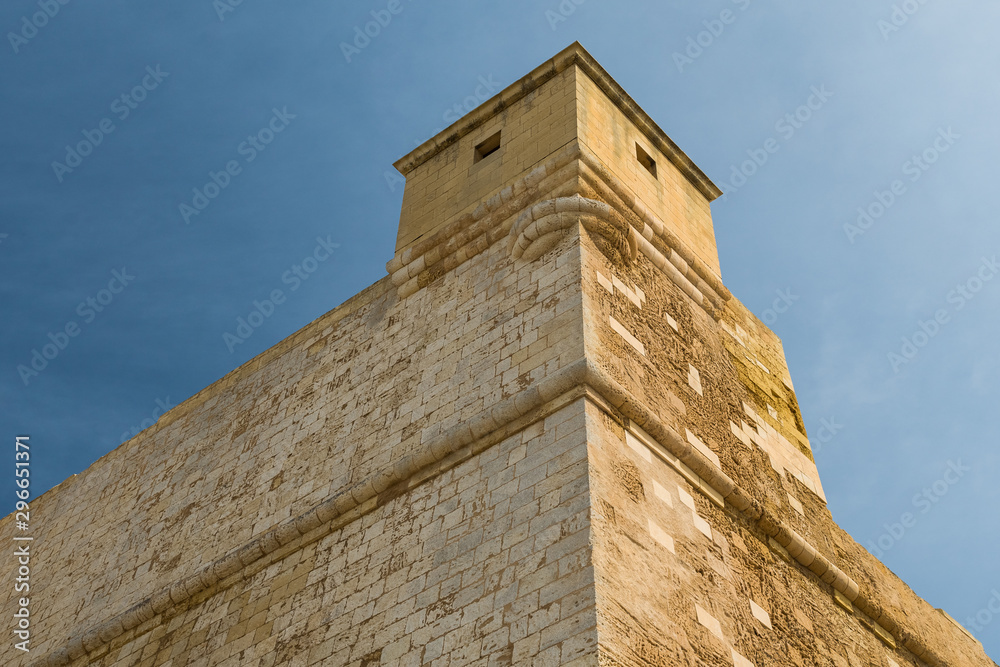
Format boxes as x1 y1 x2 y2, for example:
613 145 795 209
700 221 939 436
0 195 593 665
578 225 988 666
2 43 994 667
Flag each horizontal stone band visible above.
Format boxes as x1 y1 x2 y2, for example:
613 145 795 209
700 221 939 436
33 359 941 667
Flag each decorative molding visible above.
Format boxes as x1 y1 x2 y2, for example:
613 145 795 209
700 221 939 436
508 194 636 264
580 368 942 667
386 142 731 318
386 142 580 298
34 359 944 667
573 143 730 310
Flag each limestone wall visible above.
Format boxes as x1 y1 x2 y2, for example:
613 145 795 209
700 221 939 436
3 41 993 667
0 219 586 665
577 220 991 666
49 399 596 667
575 68 720 277
395 63 578 251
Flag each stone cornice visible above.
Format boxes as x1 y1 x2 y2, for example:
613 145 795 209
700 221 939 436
392 42 722 203
33 359 946 667
386 141 731 317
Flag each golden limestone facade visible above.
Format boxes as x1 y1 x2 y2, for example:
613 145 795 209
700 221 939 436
2 43 995 667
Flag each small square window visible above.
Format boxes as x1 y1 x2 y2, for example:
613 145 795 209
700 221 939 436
474 131 502 163
636 143 657 178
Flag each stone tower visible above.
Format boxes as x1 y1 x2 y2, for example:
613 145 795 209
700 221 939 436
3 43 995 667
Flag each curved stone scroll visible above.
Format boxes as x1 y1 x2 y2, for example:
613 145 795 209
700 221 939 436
508 194 638 264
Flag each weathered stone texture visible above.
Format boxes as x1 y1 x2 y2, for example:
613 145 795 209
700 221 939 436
574 69 719 276
395 61 579 252
2 42 994 667
580 216 990 666
0 222 585 664
61 402 596 667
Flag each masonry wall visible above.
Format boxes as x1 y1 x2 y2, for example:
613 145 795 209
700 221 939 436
58 400 596 667
576 223 991 666
395 65 578 250
0 220 586 665
4 42 994 667
575 70 720 277
587 402 900 667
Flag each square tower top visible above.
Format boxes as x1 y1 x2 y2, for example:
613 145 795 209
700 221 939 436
392 42 724 276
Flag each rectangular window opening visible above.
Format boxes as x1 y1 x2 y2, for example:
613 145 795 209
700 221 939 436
636 143 657 178
474 131 502 163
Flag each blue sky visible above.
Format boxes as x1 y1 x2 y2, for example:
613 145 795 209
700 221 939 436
2 0 998 658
